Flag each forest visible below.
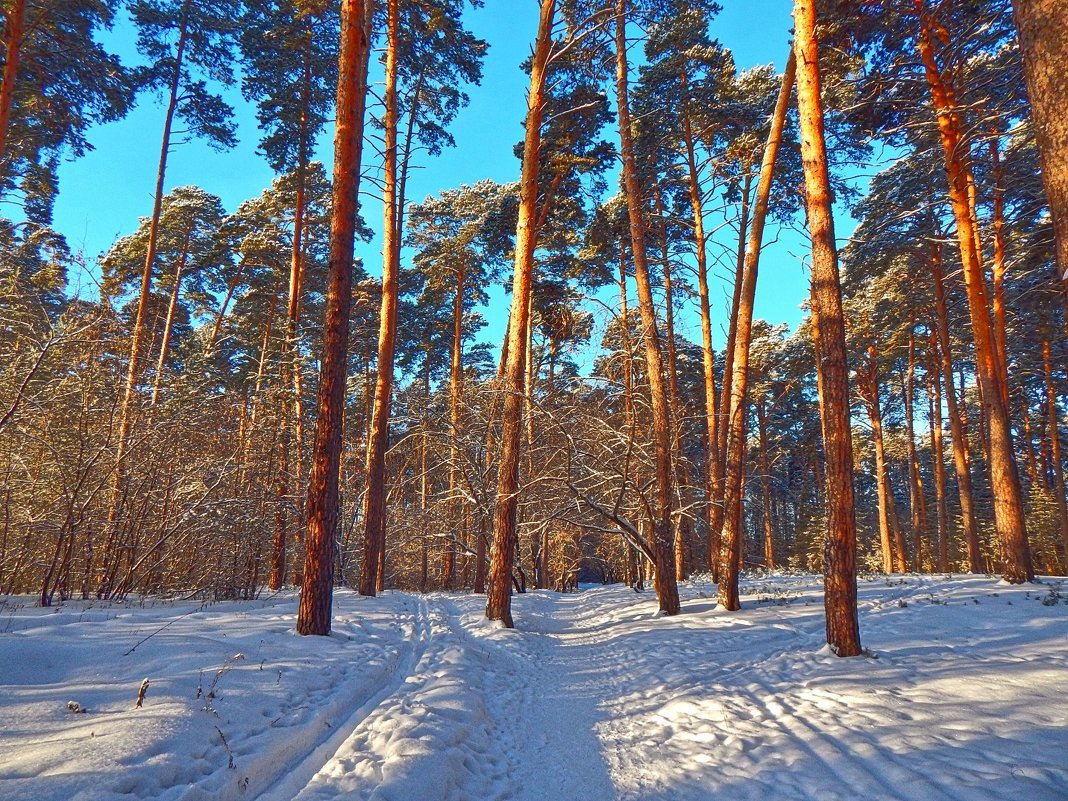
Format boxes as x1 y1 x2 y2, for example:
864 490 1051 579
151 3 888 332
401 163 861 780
1 0 1067 659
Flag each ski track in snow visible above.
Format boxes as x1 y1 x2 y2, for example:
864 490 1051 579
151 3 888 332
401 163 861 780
1 575 1067 801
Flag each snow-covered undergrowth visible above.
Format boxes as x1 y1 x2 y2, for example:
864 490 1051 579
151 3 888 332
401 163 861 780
1 575 1066 801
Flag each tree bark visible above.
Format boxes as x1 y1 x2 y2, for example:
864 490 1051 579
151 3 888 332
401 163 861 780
929 246 982 572
928 331 950 573
149 234 191 407
359 0 401 597
486 0 555 627
717 51 794 611
793 0 862 656
0 0 27 165
614 0 679 616
859 345 904 574
1044 341 1068 566
444 262 466 590
903 326 930 569
297 0 372 635
1012 0 1068 312
681 89 719 577
916 3 1034 582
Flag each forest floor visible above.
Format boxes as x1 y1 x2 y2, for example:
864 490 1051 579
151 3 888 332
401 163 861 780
1 573 1067 801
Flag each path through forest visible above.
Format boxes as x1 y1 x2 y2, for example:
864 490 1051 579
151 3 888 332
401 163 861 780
1 576 1067 801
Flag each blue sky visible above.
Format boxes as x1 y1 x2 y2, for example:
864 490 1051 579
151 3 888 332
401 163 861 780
52 0 824 356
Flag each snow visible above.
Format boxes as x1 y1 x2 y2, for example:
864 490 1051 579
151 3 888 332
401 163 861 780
1 575 1067 801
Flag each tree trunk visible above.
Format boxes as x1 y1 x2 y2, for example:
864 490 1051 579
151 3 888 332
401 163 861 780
486 0 555 627
929 246 982 572
614 0 679 616
149 236 190 407
712 171 753 566
681 89 719 576
860 346 903 574
359 0 400 598
654 186 690 581
1044 340 1068 565
717 51 794 611
297 0 372 635
903 326 930 570
444 263 466 590
1012 0 1068 314
0 0 27 164
757 397 776 570
794 0 862 656
916 3 1034 582
928 330 950 572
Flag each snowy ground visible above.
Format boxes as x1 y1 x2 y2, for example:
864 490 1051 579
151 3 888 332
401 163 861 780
1 574 1067 801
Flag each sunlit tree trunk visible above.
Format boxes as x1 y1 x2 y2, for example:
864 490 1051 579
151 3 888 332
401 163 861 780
0 0 27 164
1044 340 1068 565
1012 0 1068 314
929 246 982 572
297 0 372 635
916 3 1033 582
614 0 679 616
903 326 930 569
859 344 904 574
149 234 191 407
928 331 950 573
486 0 555 627
717 51 794 611
360 0 400 597
444 261 466 590
794 0 862 655
681 89 719 576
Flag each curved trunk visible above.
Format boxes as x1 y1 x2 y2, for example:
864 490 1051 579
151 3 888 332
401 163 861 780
717 52 795 610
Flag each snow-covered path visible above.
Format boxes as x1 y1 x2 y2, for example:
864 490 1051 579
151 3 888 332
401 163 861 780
2 575 1067 801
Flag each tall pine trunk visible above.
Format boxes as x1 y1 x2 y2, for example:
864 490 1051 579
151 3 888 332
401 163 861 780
1012 0 1068 314
929 246 982 571
149 234 191 407
717 51 794 610
486 0 555 627
1044 341 1068 565
0 0 27 164
359 0 401 597
681 89 719 576
297 0 372 635
614 0 679 616
794 0 862 656
916 3 1033 582
928 331 950 572
903 327 930 569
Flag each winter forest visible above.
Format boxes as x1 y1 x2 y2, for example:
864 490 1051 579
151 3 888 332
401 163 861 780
2 1 1068 800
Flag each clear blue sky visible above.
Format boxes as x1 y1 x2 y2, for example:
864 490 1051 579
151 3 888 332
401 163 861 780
52 0 825 356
